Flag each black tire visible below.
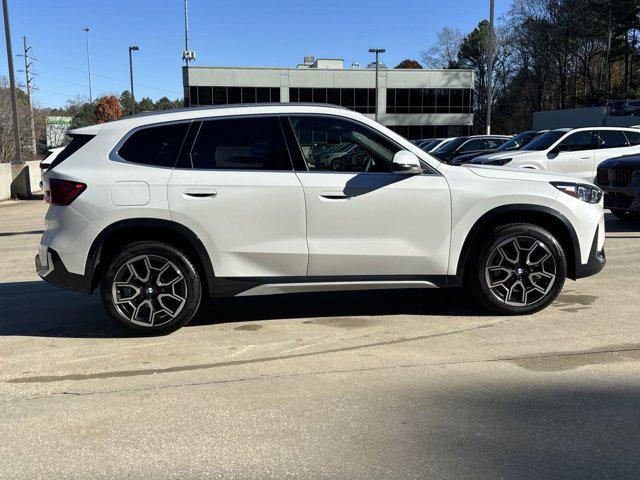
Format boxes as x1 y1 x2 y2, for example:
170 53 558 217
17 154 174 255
466 223 567 315
100 241 202 335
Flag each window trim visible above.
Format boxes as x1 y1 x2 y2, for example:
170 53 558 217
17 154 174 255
284 113 439 175
178 114 295 172
109 119 194 168
557 130 598 152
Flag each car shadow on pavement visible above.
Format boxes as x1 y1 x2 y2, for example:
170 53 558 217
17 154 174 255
0 280 487 338
412 383 640 479
192 287 489 326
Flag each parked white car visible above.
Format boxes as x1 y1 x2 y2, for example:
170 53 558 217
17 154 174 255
468 127 640 181
37 104 605 333
39 146 65 188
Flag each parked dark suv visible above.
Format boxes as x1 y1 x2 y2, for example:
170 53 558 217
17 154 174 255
596 154 640 219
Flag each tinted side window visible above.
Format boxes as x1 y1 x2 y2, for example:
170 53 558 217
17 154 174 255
485 139 502 149
624 130 640 146
289 116 399 173
597 130 628 148
189 117 291 170
459 139 484 152
118 123 189 167
558 131 596 151
49 134 94 170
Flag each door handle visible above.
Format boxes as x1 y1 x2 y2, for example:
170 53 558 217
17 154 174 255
319 191 351 201
183 187 217 198
579 156 591 160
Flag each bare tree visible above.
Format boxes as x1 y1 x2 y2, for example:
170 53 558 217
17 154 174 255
0 76 33 163
421 26 464 68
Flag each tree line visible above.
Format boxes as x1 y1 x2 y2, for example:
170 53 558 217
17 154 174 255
0 82 183 163
420 0 640 134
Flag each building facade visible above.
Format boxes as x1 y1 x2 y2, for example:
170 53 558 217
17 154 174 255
182 58 474 139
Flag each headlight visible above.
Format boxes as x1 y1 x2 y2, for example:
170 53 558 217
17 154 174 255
486 158 512 166
551 182 603 204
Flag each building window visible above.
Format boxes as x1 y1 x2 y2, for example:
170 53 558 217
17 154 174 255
386 125 471 140
386 88 473 114
186 86 280 106
289 87 376 114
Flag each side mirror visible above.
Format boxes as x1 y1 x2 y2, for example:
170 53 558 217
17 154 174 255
392 151 423 174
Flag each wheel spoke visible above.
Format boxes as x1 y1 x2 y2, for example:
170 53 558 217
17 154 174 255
113 283 141 304
485 266 513 288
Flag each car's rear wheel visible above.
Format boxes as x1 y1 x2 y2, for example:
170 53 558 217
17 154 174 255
467 223 567 315
100 241 202 334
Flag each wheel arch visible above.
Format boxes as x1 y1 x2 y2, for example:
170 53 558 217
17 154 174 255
455 204 581 284
85 218 215 295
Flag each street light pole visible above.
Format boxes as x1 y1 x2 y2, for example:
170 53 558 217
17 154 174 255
2 0 22 165
82 27 93 102
368 48 385 122
129 45 139 115
486 0 495 135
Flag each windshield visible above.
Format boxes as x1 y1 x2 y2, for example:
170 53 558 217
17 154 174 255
435 137 466 154
421 139 441 150
521 131 566 151
496 132 537 151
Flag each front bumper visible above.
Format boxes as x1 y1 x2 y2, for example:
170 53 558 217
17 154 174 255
36 247 92 294
602 186 640 212
574 226 606 279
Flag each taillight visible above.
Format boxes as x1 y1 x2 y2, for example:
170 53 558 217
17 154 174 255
45 178 86 205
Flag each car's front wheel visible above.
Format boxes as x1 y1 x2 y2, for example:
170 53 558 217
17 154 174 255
468 223 567 315
100 241 202 334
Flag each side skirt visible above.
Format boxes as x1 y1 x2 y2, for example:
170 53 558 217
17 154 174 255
210 275 457 298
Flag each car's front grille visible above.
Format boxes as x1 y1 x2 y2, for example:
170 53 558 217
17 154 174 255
596 169 609 185
597 167 636 187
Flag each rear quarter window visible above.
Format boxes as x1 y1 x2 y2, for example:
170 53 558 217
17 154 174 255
117 122 190 167
48 135 94 170
624 130 640 146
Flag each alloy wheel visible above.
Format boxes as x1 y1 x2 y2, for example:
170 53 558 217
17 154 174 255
484 235 557 307
111 254 188 327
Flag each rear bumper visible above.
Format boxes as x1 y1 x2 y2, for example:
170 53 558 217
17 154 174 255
36 247 92 294
574 227 606 279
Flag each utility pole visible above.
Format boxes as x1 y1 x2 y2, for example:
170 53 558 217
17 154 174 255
486 0 495 135
82 27 93 102
19 35 37 155
128 45 139 115
182 0 195 65
2 0 22 165
368 48 385 122
602 2 613 126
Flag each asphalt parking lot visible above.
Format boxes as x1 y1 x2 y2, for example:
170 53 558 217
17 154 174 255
1 199 640 479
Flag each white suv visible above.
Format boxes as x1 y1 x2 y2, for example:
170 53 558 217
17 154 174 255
469 127 640 181
37 104 606 334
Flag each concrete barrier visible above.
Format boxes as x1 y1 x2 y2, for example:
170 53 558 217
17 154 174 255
26 160 42 193
0 163 11 201
0 161 43 201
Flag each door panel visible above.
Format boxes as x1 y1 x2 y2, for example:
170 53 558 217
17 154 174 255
549 151 595 181
168 170 307 277
297 171 451 276
549 131 596 181
167 116 308 278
